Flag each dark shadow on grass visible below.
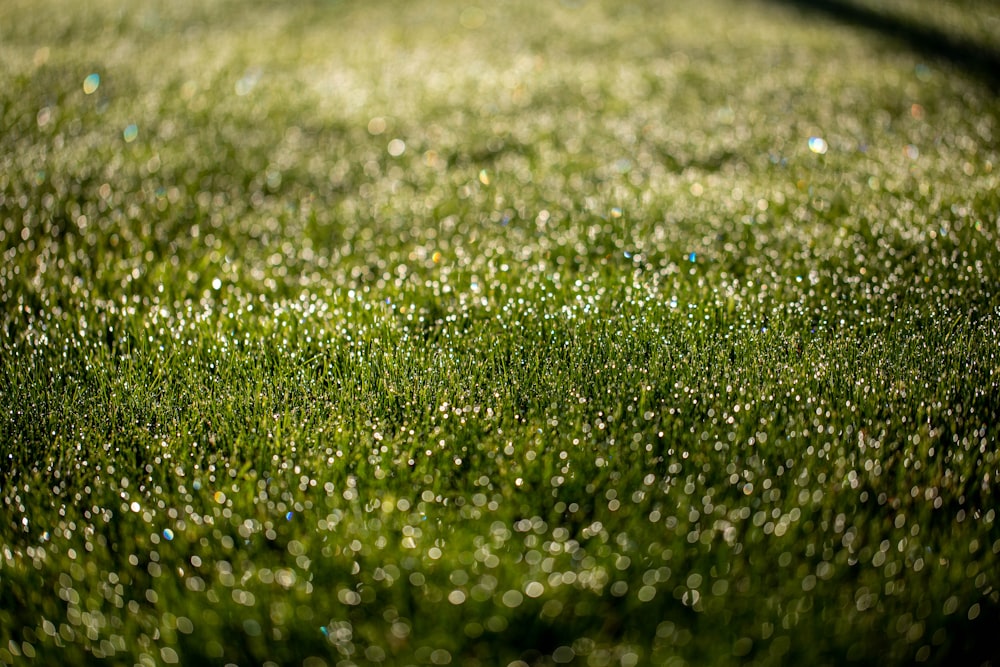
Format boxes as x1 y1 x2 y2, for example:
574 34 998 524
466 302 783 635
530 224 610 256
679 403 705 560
765 0 1000 93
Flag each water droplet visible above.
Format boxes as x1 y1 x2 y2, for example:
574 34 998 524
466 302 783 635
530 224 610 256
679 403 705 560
524 581 544 598
808 137 828 155
163 528 174 541
502 590 523 607
387 139 406 157
83 73 100 95
123 124 138 143
234 68 261 96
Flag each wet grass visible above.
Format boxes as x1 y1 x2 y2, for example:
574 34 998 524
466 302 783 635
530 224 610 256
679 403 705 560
2 0 999 665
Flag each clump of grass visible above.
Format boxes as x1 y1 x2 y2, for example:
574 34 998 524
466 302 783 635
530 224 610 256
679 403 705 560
2 0 999 665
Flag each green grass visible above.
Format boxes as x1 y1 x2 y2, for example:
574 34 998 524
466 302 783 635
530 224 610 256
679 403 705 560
2 0 1000 665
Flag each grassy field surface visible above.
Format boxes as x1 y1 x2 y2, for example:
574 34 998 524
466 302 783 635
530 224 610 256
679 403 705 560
2 0 999 665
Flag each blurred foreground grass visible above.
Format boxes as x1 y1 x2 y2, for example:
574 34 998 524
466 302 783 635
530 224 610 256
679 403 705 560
2 0 999 665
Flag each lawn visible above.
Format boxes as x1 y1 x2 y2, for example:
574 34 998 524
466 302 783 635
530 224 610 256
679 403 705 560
1 0 999 665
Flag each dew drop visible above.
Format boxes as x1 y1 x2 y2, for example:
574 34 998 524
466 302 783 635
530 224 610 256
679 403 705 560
387 139 406 157
524 581 544 598
808 137 828 155
502 590 524 607
83 73 100 95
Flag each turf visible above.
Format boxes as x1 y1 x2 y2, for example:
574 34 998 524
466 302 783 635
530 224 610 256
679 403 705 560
2 0 999 665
